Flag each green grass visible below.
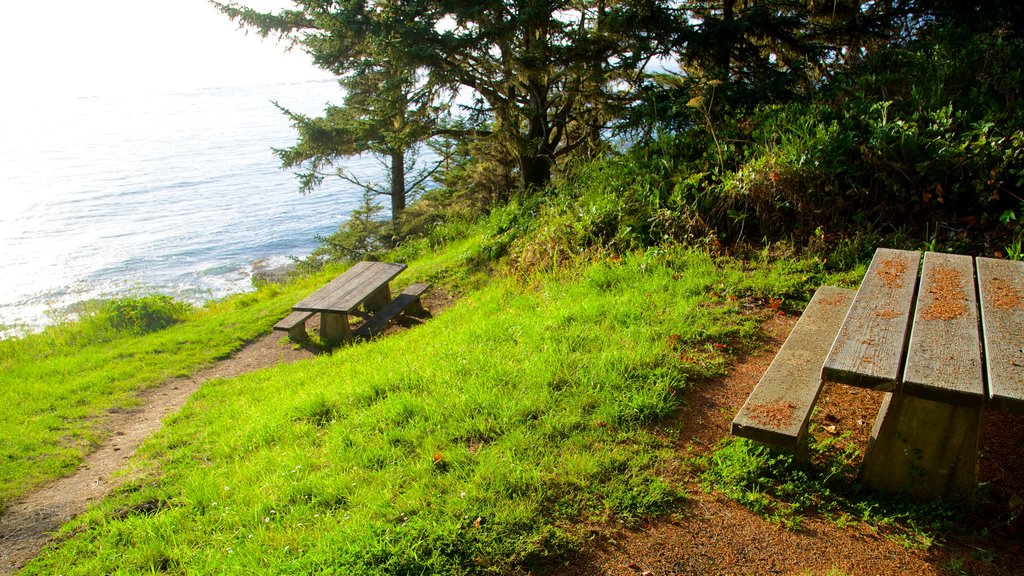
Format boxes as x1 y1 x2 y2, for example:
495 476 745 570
20 248 794 574
0 268 346 513
695 431 966 547
2 238 866 573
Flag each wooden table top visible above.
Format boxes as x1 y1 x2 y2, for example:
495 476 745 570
292 261 407 314
821 248 1024 413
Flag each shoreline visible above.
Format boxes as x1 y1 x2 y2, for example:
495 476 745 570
0 256 302 340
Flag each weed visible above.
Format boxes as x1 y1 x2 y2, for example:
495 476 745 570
943 555 969 576
696 432 967 548
1006 234 1023 261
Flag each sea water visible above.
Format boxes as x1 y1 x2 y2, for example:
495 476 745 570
0 79 379 336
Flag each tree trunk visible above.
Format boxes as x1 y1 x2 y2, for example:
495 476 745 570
520 74 554 191
519 152 552 191
716 0 736 79
389 149 406 220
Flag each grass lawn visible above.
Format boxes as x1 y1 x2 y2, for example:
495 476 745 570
8 245 861 574
0 268 348 513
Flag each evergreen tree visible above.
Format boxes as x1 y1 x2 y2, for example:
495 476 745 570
214 0 679 191
274 60 444 220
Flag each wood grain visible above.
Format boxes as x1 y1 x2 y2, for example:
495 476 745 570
273 310 313 331
901 252 984 406
293 261 406 313
732 286 855 450
976 257 1024 413
821 248 920 390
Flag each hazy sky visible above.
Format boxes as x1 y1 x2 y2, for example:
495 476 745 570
0 0 331 103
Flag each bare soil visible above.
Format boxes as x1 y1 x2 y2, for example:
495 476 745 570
3 297 1022 575
549 313 1024 576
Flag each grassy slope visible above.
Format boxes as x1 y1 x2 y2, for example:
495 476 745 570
0 268 350 512
20 246 861 574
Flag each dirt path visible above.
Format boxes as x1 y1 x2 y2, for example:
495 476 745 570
0 332 316 574
552 313 1024 576
0 289 455 574
3 295 1020 575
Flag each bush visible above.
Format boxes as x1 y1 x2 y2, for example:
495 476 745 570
607 23 1024 251
94 295 192 335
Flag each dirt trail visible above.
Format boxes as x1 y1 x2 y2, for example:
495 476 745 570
0 333 315 574
0 289 453 574
3 293 1020 575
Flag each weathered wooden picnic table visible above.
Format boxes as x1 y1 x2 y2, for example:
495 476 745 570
274 261 407 345
733 248 1024 499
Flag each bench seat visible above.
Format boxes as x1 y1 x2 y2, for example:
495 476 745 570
731 286 855 450
977 257 1024 413
274 310 314 342
354 283 430 339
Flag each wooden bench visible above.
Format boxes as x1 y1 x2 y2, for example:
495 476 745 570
731 286 855 451
273 310 314 342
976 256 1024 414
736 248 1024 499
354 283 430 339
277 261 408 344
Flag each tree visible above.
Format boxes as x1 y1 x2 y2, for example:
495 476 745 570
214 1 451 220
274 61 444 221
214 0 680 191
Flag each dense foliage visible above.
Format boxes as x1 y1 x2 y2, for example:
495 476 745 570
219 1 1024 265
508 20 1022 257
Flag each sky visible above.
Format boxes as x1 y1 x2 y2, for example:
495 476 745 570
0 0 332 104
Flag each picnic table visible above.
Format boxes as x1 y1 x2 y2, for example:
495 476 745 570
273 261 428 345
733 248 1024 499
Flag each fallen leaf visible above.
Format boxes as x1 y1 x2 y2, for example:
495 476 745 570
824 425 838 434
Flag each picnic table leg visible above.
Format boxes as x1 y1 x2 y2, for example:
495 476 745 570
859 392 982 499
320 312 352 345
364 282 392 312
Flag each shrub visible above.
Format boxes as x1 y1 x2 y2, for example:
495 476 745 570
94 295 192 335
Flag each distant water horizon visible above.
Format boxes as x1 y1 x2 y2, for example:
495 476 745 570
0 79 380 337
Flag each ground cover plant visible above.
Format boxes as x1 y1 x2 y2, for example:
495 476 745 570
18 248 845 574
0 270 344 514
696 432 963 545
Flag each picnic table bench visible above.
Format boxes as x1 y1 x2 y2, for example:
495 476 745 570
733 248 1024 499
273 261 429 345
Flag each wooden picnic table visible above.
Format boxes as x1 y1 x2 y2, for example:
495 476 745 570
821 248 1024 499
292 261 407 344
732 248 1023 500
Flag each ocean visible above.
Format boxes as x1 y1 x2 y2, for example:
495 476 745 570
0 79 378 337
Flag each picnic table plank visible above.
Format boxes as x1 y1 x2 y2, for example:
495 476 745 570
901 252 984 406
292 261 374 311
732 286 855 450
821 248 921 390
293 262 406 313
977 257 1024 413
354 283 431 339
320 263 402 312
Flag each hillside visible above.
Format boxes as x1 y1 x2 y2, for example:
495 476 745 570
3 5 1024 574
